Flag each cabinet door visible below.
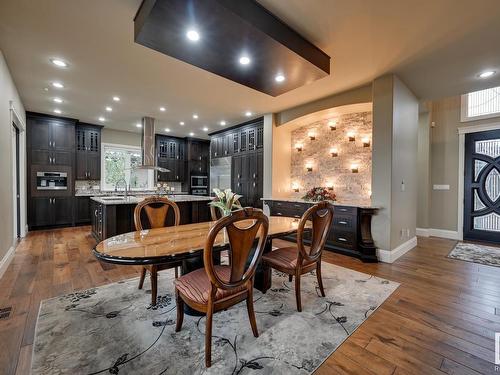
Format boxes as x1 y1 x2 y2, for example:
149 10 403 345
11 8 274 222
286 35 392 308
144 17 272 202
31 150 51 165
52 151 73 166
87 153 101 180
75 196 91 224
51 123 75 151
86 129 100 154
157 158 169 181
239 130 248 152
54 197 73 225
30 120 51 151
32 197 53 227
248 127 256 151
256 125 264 149
223 134 231 156
210 138 217 158
232 133 240 154
174 159 185 182
76 128 87 179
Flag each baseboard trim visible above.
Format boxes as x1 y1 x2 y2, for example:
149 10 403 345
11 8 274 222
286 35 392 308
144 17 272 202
377 237 417 263
417 228 460 240
0 244 16 280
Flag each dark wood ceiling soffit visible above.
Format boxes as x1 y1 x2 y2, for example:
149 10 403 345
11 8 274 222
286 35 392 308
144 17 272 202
134 0 331 97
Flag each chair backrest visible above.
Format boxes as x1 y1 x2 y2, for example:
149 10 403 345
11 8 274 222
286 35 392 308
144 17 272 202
134 197 180 231
296 201 334 264
204 207 269 290
209 197 242 221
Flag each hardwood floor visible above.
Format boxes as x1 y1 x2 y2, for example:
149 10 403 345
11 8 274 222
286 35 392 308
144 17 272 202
0 227 498 374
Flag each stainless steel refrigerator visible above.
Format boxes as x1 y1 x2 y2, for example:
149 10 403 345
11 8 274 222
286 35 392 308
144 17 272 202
210 156 232 195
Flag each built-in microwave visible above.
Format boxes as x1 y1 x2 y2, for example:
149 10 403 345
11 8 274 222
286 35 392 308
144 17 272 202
36 171 68 190
191 175 208 188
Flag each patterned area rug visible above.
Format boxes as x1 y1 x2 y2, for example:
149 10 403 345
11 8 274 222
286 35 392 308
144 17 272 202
32 263 398 375
448 242 500 267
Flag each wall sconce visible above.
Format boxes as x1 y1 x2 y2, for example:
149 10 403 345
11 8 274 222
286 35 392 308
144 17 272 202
295 143 303 152
347 131 356 142
306 162 313 172
328 120 337 130
308 131 316 141
330 147 338 157
351 164 359 173
326 182 334 190
362 137 370 147
292 182 300 192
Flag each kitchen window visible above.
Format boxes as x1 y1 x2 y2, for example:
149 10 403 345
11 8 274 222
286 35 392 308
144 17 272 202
101 143 154 191
461 86 500 122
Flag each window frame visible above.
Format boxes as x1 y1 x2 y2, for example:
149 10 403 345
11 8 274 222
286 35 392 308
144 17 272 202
461 88 500 122
100 142 154 191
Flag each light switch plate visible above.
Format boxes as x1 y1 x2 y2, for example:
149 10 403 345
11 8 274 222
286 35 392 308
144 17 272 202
433 184 450 190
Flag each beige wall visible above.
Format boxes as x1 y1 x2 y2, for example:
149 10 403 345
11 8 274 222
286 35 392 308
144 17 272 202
417 111 431 228
428 96 498 232
101 128 141 147
0 50 25 271
371 74 419 253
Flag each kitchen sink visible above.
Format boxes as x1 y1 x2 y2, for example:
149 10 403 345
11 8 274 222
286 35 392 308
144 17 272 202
100 196 135 201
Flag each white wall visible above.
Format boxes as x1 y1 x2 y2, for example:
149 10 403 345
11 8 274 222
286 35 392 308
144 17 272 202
0 50 26 277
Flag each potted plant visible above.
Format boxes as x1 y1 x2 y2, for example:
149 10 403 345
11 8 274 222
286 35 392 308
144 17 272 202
302 187 337 202
209 188 243 216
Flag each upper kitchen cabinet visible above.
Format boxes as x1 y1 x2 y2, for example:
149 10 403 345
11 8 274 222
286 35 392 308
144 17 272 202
187 139 210 175
27 112 76 167
156 135 186 182
76 123 103 180
210 118 263 158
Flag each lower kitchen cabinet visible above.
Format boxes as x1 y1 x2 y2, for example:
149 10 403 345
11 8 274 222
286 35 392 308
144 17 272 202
263 199 378 262
75 196 91 224
30 197 73 228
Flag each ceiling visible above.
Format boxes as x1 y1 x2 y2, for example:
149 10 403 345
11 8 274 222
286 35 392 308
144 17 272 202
1 0 500 138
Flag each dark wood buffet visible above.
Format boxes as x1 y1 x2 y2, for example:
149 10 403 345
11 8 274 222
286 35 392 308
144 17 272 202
263 199 378 262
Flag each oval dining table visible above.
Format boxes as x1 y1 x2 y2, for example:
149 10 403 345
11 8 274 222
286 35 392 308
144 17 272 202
93 216 309 314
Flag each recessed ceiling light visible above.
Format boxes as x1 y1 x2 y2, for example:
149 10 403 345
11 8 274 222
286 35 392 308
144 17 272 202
193 114 199 119
165 128 170 132
159 106 166 112
52 82 64 89
478 70 496 79
239 56 251 65
220 121 226 126
275 74 285 82
202 127 209 132
50 59 67 68
186 29 200 42
136 123 142 128
245 111 252 117
105 106 112 112
99 117 105 122
53 109 61 114
53 97 63 103
179 121 185 126
189 132 195 136
112 96 120 102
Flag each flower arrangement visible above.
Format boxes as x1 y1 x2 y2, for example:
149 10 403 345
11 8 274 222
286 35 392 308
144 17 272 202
209 188 243 216
302 186 336 202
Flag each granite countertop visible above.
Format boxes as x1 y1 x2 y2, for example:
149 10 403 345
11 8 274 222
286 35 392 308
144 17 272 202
76 191 189 197
91 195 212 205
261 197 377 209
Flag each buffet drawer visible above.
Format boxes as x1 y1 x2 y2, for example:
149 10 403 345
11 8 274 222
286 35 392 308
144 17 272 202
332 215 355 230
328 230 356 249
334 206 357 215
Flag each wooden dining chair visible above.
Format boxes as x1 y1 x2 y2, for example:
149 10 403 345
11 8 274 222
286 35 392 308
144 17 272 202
174 208 269 367
134 197 181 306
262 201 334 312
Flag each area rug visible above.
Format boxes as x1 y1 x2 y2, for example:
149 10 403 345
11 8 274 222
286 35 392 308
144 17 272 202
448 242 500 267
32 263 398 375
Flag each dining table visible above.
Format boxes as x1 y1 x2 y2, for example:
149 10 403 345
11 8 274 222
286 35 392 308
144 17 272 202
93 216 309 313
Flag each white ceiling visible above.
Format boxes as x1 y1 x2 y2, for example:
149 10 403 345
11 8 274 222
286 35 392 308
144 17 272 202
1 0 500 138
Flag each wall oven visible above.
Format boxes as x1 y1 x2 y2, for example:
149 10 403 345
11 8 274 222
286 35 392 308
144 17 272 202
191 175 208 188
36 172 68 190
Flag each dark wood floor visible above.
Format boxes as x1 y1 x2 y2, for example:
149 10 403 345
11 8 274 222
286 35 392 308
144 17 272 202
0 227 498 374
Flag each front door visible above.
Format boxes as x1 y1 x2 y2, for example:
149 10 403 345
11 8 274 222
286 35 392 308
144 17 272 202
464 130 500 242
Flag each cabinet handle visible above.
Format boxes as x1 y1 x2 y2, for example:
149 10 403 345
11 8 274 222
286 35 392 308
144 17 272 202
53 141 56 148
339 221 348 225
49 156 52 164
214 152 217 156
53 156 56 164
294 204 301 208
94 209 98 217
294 215 300 218
339 208 348 212
237 182 240 187
338 237 347 242
237 174 240 179
276 212 282 216
253 182 256 187
253 173 256 178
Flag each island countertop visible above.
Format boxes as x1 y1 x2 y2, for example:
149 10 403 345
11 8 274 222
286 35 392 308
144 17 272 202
91 194 213 205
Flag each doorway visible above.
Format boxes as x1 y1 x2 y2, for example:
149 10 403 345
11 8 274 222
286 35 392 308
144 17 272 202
464 129 500 242
12 123 21 238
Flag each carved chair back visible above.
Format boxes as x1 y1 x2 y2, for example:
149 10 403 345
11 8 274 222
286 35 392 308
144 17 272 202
134 197 180 231
204 208 269 290
296 201 334 264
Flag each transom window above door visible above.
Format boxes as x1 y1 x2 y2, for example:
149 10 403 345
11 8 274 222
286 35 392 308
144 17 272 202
461 86 500 122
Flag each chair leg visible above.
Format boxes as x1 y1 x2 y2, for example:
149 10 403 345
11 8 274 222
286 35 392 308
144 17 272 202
288 274 293 282
150 265 158 306
138 267 147 289
174 266 179 279
205 301 214 367
246 284 259 337
175 290 184 332
316 261 326 297
295 272 302 312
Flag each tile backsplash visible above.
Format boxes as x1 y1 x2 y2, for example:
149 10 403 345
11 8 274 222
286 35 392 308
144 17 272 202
75 180 184 195
290 111 372 202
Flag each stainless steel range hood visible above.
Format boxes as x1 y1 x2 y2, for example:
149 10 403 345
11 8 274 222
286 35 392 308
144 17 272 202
133 116 169 173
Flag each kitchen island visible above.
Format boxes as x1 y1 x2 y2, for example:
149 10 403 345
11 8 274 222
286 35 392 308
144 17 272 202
90 195 212 241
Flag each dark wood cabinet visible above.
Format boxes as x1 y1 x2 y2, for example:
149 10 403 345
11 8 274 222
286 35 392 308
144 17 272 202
31 197 73 228
156 135 186 183
231 150 263 208
75 196 91 224
76 123 102 180
263 200 378 262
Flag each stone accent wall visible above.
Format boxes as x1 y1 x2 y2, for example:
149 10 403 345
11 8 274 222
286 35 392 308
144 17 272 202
290 111 372 202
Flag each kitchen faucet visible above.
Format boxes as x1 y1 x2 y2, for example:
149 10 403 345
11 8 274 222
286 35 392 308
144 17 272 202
114 178 128 198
